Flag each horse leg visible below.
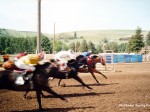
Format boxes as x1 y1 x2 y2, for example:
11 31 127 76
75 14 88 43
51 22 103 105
58 79 62 86
48 77 54 81
91 68 107 79
43 86 66 101
73 75 92 90
24 91 30 99
36 90 43 110
24 90 51 99
40 91 47 98
89 70 100 84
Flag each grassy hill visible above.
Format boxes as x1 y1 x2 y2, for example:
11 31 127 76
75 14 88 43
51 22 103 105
0 28 148 45
55 30 148 45
0 28 51 37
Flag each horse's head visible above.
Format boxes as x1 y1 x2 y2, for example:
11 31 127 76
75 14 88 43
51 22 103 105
35 62 58 76
67 59 79 70
100 56 106 66
92 55 106 66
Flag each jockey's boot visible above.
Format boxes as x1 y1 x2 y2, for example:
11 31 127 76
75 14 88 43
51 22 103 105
23 70 33 81
24 75 29 80
22 71 34 89
83 65 87 68
29 80 34 89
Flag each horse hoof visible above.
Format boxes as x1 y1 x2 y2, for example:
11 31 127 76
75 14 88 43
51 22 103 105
40 108 44 111
90 87 93 90
97 83 101 85
61 84 66 87
88 88 93 91
25 96 32 99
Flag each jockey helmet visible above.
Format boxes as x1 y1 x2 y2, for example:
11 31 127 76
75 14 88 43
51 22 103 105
27 54 39 64
68 49 74 54
38 52 44 60
23 52 27 55
88 50 92 53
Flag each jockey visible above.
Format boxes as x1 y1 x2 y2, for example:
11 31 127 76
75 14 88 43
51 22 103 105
14 52 44 72
14 52 27 60
2 52 27 70
3 54 10 62
13 52 44 86
54 50 76 71
77 50 93 68
81 50 93 57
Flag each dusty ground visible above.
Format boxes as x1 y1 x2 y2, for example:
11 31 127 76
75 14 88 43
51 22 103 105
0 62 150 112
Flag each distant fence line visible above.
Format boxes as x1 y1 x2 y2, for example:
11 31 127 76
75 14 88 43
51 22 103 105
100 53 143 63
1 52 149 63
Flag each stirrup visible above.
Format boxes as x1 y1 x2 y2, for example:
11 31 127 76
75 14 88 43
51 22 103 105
79 65 84 68
24 76 29 80
30 81 34 89
66 73 69 79
14 70 27 75
13 70 24 73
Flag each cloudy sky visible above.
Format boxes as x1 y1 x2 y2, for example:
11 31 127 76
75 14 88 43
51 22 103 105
0 0 150 33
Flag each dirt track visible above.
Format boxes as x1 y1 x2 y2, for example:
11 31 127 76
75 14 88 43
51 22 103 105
0 62 150 112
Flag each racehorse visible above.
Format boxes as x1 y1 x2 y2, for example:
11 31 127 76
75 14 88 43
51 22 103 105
0 62 66 110
57 55 107 86
34 60 92 90
53 59 92 88
84 55 107 83
15 59 92 99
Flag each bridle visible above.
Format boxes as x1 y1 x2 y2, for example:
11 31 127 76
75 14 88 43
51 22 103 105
94 55 105 65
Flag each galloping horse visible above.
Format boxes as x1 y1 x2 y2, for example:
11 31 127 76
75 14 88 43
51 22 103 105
57 55 107 86
0 62 66 110
18 59 92 99
85 55 107 84
48 60 92 90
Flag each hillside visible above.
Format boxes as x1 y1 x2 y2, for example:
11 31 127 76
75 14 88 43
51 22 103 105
0 28 50 37
0 28 148 45
55 30 148 45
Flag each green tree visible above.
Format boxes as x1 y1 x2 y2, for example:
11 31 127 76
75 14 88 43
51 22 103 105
76 41 81 52
81 39 88 52
102 37 108 43
108 42 118 52
0 36 6 53
146 31 150 46
128 27 144 52
41 35 52 53
96 43 103 53
69 42 75 51
55 40 63 52
103 43 109 50
88 41 96 53
117 43 128 53
61 43 68 50
74 31 77 39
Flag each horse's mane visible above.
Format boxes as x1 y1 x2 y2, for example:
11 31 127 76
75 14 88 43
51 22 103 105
35 62 51 69
50 59 56 62
0 70 13 75
92 55 98 59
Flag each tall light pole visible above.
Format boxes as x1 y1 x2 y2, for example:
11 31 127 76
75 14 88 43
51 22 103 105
53 22 55 54
37 0 41 54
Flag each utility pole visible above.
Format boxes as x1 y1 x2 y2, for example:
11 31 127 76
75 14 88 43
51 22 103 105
37 0 41 54
53 22 55 54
